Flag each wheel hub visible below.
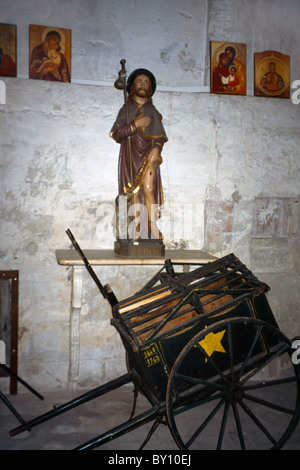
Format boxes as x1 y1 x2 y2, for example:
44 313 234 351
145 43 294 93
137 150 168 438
231 385 244 402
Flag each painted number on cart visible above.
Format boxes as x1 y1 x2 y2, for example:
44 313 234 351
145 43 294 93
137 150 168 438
144 345 160 367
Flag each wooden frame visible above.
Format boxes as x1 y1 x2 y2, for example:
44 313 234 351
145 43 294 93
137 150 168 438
29 24 71 82
0 23 17 77
0 271 19 394
254 50 290 98
210 41 246 95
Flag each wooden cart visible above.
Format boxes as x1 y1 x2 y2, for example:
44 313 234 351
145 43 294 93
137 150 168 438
9 231 300 450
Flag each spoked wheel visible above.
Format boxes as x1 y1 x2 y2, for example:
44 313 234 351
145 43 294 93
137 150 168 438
166 317 300 450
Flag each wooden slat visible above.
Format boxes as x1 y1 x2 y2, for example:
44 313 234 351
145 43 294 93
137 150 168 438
119 289 173 314
115 254 268 346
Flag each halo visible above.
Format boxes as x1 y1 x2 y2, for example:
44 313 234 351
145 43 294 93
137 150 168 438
255 55 289 96
215 44 238 65
41 27 66 54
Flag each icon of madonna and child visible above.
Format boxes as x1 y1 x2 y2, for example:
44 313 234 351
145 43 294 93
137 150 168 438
29 25 71 83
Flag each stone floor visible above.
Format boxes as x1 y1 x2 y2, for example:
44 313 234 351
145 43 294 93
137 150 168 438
1 380 300 451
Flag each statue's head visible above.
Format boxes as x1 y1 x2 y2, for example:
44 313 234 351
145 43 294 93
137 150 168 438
126 68 156 97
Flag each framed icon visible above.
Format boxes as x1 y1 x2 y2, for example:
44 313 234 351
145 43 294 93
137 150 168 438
254 50 290 98
0 23 17 77
29 24 71 82
210 41 246 95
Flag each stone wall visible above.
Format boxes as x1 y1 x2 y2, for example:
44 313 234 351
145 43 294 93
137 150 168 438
0 0 299 391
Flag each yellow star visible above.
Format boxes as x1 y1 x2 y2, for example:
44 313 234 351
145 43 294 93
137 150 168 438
198 329 226 362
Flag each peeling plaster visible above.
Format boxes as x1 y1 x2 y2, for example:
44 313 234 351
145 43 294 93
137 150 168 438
178 44 196 72
232 191 242 204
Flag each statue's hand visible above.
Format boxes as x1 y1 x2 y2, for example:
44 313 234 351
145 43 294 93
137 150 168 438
135 116 151 128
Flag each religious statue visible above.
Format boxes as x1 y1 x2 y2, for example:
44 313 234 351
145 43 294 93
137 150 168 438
110 60 168 256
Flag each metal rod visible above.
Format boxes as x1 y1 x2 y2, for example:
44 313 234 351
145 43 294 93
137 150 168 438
9 372 133 437
74 405 162 450
0 390 26 425
0 364 43 400
66 229 118 308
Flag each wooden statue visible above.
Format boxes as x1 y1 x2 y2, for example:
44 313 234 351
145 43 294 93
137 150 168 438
111 60 167 256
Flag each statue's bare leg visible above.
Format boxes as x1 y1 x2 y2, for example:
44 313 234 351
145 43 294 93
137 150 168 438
143 162 162 240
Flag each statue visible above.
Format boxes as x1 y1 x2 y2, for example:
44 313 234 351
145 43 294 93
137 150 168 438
110 60 168 256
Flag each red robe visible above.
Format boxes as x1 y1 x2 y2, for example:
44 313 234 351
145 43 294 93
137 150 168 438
0 54 16 77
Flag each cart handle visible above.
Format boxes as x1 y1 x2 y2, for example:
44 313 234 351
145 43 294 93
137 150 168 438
66 229 118 308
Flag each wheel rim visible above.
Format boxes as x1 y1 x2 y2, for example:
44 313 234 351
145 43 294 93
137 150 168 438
166 317 300 450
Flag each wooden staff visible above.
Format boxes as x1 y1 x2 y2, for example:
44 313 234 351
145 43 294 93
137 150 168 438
114 59 134 198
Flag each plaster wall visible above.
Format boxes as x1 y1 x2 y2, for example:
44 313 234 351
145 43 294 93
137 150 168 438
0 0 299 391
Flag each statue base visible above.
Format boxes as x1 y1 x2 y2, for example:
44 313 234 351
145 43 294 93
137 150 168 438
114 239 165 258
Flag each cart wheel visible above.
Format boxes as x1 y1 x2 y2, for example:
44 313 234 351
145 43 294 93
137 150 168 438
166 317 300 450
